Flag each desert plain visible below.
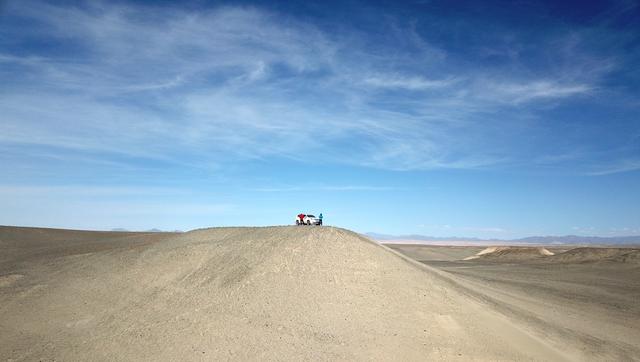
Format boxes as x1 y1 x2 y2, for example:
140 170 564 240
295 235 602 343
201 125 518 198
1 225 639 361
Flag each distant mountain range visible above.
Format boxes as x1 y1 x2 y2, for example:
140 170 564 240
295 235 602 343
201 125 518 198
365 232 640 245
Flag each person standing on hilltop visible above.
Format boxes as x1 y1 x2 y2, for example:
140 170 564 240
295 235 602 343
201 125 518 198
319 213 323 225
297 213 306 225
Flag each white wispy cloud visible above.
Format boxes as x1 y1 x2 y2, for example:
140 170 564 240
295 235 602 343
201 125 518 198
572 226 596 234
0 1 617 173
362 74 457 90
0 185 191 197
607 227 640 236
586 159 640 176
488 80 593 103
249 185 396 192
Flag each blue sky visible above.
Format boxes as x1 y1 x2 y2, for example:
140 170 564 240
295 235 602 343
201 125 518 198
1 0 639 238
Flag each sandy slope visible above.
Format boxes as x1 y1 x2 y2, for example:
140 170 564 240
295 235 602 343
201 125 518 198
462 246 555 261
389 244 640 361
384 244 484 261
1 226 571 361
431 261 640 361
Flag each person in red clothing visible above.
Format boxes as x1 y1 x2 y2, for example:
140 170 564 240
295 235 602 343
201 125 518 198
297 213 306 225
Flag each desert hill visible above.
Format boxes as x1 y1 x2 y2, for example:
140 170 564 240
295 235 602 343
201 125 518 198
547 247 640 264
463 246 554 261
461 245 640 265
0 225 572 361
369 232 640 245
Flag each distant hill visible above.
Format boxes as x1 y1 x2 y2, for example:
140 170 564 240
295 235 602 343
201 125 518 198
365 232 640 245
365 232 496 242
514 235 640 244
110 228 129 232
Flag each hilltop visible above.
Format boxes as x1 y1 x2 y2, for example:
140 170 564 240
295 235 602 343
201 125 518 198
0 225 571 361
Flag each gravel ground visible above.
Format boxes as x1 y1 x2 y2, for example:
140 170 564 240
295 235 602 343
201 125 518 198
390 244 640 361
0 225 572 361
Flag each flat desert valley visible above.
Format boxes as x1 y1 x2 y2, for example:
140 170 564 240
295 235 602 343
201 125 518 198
1 226 639 361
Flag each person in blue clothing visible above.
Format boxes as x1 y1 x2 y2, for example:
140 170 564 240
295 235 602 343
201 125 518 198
319 213 323 225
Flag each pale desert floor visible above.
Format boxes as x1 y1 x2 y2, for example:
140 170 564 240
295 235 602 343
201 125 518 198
387 243 640 361
1 226 638 361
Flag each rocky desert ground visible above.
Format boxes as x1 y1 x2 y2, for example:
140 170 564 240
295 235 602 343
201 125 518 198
1 225 639 361
388 243 640 361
